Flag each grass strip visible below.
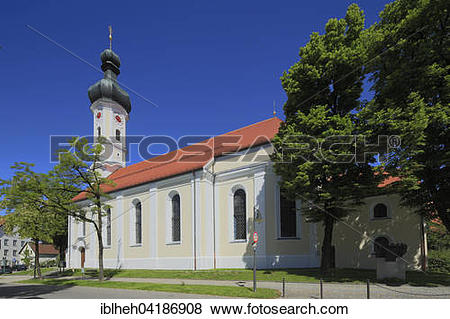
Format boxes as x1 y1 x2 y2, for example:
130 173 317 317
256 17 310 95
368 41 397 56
65 268 450 287
19 278 280 299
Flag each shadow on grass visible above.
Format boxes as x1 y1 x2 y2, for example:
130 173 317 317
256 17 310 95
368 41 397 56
282 268 450 287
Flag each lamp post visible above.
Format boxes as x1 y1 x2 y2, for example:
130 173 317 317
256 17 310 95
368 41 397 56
252 206 263 292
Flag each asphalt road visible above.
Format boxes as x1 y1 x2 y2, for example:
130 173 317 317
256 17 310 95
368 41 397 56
0 276 230 299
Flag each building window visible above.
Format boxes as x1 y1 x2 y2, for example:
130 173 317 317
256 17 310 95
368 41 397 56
97 126 101 137
13 250 16 257
106 208 112 247
82 220 86 237
280 194 297 238
21 241 25 247
13 240 17 246
116 129 121 141
4 239 8 246
233 189 246 240
4 250 8 256
373 236 390 257
171 194 181 242
373 203 388 218
134 201 142 245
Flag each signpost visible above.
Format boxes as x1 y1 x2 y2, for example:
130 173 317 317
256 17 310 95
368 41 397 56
252 231 259 292
252 207 263 293
253 232 259 244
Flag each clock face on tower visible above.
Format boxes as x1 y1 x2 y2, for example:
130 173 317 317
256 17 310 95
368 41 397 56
115 114 123 126
96 112 102 119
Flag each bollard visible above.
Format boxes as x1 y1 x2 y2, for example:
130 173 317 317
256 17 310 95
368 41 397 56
366 279 370 299
320 278 323 299
282 277 286 298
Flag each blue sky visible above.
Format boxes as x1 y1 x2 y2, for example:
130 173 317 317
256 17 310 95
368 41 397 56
0 0 391 181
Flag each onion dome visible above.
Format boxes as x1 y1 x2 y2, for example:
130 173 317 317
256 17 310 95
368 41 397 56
88 49 131 113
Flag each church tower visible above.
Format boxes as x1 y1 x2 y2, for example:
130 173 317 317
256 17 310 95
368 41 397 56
87 47 131 176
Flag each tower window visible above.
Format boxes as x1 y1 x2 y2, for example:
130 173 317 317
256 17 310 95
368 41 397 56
97 127 101 137
116 129 121 141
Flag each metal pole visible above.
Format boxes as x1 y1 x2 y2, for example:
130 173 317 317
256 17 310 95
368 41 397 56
253 245 256 292
252 207 257 292
282 277 286 297
366 279 370 299
320 278 323 299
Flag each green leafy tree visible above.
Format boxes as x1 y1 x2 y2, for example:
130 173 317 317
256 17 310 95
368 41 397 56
362 0 450 230
271 4 382 273
0 165 66 278
43 137 115 281
0 138 114 281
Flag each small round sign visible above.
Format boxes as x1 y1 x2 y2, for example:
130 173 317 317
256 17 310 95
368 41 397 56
253 231 258 243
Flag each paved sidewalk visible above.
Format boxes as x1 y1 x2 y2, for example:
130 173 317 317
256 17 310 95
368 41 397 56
106 277 450 299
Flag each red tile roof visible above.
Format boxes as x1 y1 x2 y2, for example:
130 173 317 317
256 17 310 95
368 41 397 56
377 176 401 188
74 117 282 201
73 116 399 201
27 243 59 255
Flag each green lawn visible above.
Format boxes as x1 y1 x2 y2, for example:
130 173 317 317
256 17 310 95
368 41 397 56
19 278 280 299
65 268 450 287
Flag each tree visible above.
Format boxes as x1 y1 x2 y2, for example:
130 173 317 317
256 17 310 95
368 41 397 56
271 4 382 274
0 165 66 278
43 137 115 281
362 0 450 230
1 138 115 281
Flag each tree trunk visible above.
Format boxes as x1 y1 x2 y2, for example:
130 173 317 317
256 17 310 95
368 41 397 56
96 206 104 281
34 239 41 279
320 214 335 275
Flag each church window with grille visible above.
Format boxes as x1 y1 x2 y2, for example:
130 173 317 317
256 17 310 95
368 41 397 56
172 194 181 242
233 189 246 240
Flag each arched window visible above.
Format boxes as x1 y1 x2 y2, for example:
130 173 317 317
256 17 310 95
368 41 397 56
373 203 388 218
97 127 101 137
374 236 390 257
106 208 111 247
233 189 246 240
135 201 142 244
115 129 121 141
172 194 181 242
280 194 297 238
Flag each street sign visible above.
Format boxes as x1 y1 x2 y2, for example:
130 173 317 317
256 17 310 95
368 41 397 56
253 231 258 244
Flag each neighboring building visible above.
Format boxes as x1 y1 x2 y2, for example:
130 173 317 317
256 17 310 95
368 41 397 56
67 48 426 271
0 219 28 266
19 243 59 266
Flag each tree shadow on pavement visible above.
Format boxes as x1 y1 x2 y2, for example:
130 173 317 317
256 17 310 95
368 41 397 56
0 282 72 299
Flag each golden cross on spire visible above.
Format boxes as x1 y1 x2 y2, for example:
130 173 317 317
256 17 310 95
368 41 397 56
108 25 112 50
273 100 277 117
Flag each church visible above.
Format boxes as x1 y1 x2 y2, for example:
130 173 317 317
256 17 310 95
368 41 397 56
66 47 427 271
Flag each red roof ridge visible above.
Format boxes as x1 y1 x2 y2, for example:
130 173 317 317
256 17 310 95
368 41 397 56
73 117 282 201
108 117 281 181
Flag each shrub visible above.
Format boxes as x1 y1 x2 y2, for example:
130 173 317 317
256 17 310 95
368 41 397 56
427 220 450 251
428 250 450 274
